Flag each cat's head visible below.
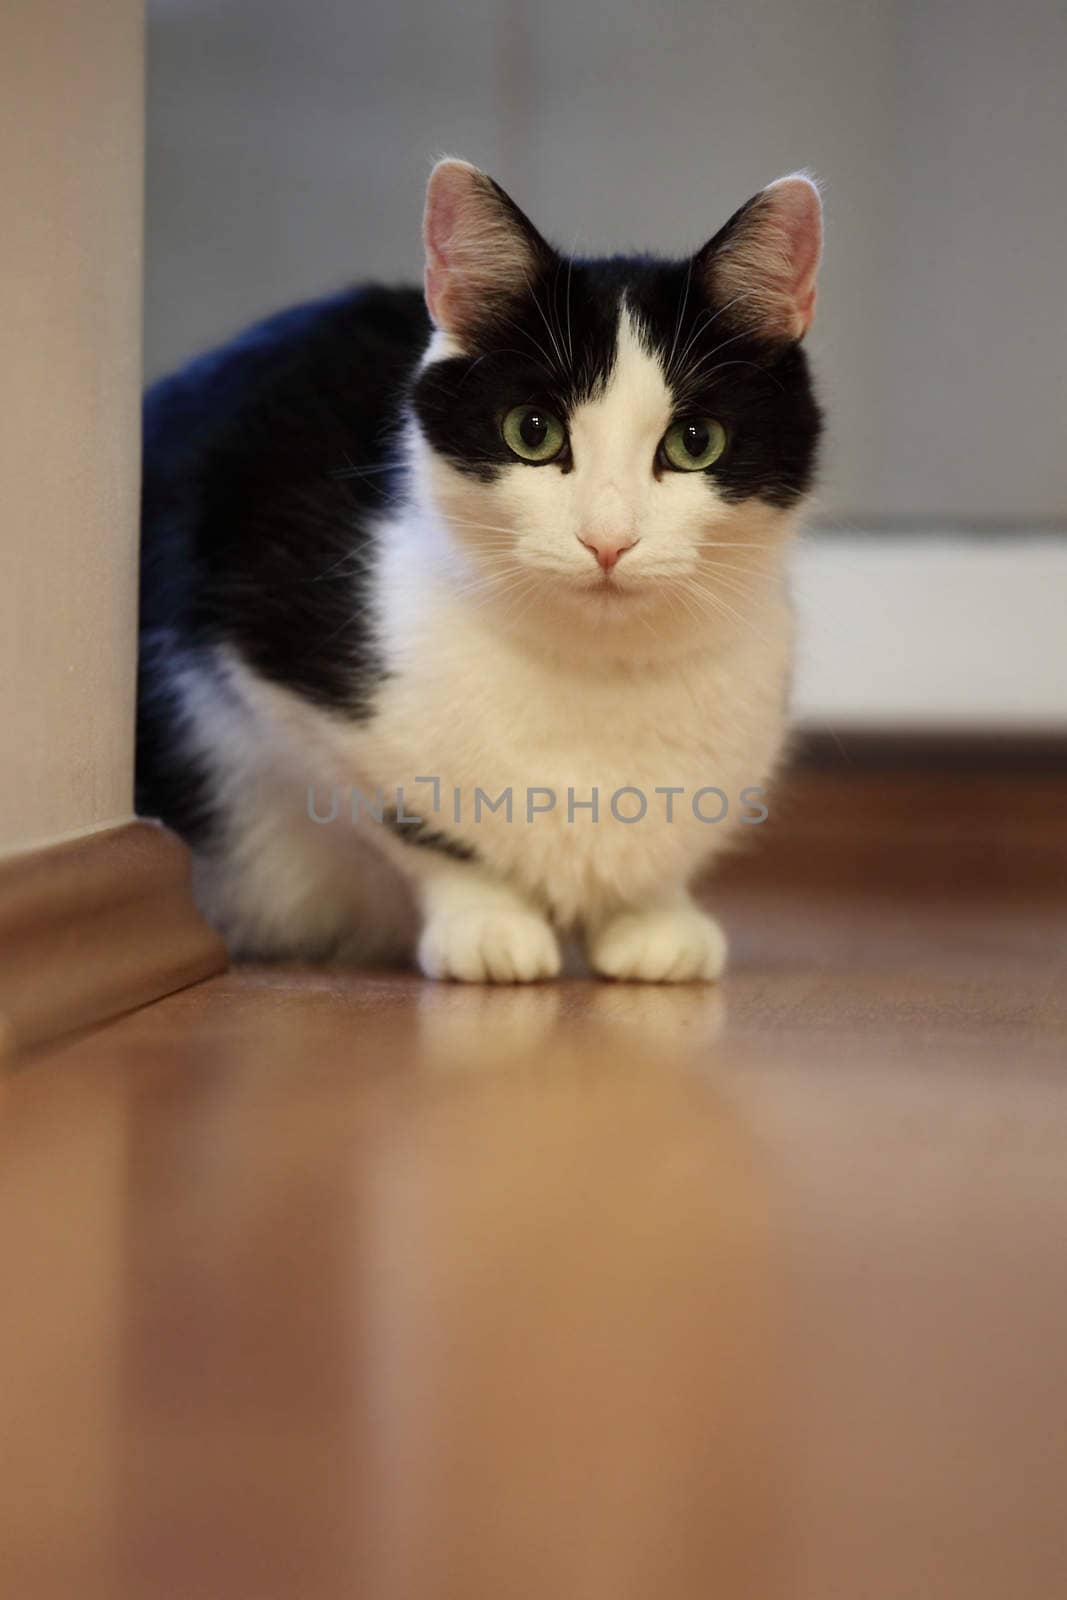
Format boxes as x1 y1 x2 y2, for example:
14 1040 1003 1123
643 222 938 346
409 159 822 649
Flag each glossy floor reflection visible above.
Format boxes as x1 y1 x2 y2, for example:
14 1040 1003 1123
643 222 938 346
3 763 1067 1597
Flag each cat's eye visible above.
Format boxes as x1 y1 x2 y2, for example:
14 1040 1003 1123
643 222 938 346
502 405 567 464
661 417 728 472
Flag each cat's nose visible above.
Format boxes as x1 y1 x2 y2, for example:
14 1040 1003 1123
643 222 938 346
578 533 638 572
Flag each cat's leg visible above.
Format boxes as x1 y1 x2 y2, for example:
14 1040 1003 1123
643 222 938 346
410 855 561 983
190 789 419 966
586 888 727 984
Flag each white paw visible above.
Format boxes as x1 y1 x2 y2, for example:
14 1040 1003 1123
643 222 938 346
418 907 562 984
589 905 728 984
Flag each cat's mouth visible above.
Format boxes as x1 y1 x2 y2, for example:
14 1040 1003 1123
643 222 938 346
577 571 638 601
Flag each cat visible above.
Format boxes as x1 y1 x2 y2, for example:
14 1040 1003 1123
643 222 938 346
137 159 822 983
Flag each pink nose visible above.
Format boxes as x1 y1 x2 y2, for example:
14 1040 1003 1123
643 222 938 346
579 534 637 572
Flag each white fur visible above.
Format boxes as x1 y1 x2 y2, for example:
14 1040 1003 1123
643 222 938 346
589 897 728 983
179 306 799 983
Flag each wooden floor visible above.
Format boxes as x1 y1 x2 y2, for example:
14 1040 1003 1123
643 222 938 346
3 760 1066 1597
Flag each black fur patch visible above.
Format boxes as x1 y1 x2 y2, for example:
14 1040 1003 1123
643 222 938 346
626 258 822 508
141 286 429 714
138 286 431 830
413 257 621 482
413 248 820 507
380 807 479 863
135 631 218 844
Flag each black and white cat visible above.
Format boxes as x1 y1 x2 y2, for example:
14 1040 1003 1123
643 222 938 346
138 160 822 982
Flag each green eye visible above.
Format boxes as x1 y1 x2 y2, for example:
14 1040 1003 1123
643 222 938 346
661 417 728 472
502 405 567 464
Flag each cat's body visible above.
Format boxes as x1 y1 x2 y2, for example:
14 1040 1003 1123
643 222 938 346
138 162 822 982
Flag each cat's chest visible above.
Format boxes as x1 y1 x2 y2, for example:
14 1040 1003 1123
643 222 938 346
358 645 733 920
365 629 721 796
341 583 789 918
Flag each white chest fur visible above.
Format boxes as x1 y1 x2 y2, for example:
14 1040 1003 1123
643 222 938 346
199 542 793 960
345 563 793 922
188 566 792 965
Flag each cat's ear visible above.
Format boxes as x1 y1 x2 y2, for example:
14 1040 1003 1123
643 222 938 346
697 174 822 342
423 159 553 339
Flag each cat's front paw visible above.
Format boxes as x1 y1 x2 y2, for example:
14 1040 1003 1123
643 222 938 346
418 907 562 984
589 904 727 983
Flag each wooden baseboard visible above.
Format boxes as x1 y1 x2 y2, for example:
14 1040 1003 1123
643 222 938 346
0 821 227 1055
793 728 1067 773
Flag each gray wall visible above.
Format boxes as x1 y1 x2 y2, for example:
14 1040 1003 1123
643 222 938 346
146 0 1067 526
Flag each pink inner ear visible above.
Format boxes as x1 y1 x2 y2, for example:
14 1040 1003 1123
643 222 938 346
424 172 463 268
795 281 817 335
424 248 449 328
766 177 822 336
424 178 459 325
423 161 482 329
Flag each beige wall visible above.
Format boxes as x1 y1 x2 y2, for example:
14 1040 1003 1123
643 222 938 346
0 1 145 855
145 0 1067 527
